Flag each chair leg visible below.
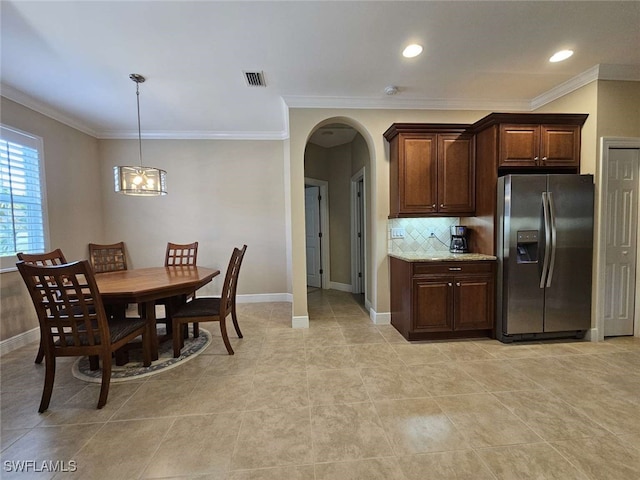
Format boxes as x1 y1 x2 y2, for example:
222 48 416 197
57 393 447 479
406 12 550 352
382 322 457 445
193 322 199 338
231 305 243 338
219 318 234 355
97 352 111 409
34 337 45 364
38 354 56 413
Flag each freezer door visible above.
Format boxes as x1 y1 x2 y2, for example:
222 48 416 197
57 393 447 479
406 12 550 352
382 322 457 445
544 175 594 332
499 175 547 335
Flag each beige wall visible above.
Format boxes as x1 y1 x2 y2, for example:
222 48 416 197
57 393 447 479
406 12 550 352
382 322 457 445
98 139 288 297
351 134 367 176
597 80 640 138
326 143 353 285
304 143 328 181
1 98 103 341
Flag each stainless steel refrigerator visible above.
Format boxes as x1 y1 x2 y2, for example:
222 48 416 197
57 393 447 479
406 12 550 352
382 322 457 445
496 174 594 342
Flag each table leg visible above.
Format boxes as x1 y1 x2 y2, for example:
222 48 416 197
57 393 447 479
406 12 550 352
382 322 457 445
142 300 159 361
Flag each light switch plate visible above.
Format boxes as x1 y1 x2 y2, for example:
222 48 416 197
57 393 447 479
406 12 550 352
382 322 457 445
391 227 405 239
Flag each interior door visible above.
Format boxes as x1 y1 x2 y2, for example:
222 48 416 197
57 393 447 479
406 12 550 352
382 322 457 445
604 148 639 336
305 185 322 288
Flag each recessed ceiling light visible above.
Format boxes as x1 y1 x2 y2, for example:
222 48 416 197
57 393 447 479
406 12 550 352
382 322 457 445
549 50 574 63
403 44 423 58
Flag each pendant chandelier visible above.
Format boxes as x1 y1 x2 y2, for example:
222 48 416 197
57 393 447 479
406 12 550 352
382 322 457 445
114 74 167 196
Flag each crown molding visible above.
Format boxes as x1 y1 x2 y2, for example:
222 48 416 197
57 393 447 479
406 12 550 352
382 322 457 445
96 130 289 140
530 65 600 110
531 64 640 110
1 83 100 138
282 95 530 112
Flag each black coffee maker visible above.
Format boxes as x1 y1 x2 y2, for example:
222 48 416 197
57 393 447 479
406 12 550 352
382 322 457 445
450 226 469 253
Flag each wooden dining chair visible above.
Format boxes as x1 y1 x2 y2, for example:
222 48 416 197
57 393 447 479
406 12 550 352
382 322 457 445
88 242 128 273
158 242 199 337
17 260 152 412
88 242 130 320
17 249 68 365
165 242 198 266
171 245 247 357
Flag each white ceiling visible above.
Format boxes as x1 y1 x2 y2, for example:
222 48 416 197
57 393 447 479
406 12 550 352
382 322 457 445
1 1 639 140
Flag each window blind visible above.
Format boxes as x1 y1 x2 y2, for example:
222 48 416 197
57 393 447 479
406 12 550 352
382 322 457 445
0 126 46 257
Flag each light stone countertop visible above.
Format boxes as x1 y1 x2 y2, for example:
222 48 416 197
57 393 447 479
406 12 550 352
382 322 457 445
389 252 497 262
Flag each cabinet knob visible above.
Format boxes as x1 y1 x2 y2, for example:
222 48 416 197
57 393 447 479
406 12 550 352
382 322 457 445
534 156 539 161
448 283 453 287
542 156 548 161
440 204 444 208
456 282 461 287
432 204 436 208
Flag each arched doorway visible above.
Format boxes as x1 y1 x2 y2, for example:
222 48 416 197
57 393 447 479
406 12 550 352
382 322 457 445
303 121 372 322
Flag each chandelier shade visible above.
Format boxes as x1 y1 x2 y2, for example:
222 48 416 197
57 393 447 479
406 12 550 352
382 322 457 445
114 166 167 196
114 73 167 196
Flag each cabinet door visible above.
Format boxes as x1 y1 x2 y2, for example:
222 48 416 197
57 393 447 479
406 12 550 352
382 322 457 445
400 135 437 214
438 134 475 214
413 277 453 331
499 125 539 167
453 274 494 330
540 125 580 167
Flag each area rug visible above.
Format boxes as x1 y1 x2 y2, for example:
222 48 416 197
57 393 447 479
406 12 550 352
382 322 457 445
72 327 211 383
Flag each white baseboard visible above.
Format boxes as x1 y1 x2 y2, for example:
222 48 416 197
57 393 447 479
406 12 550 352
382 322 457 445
584 327 599 342
236 293 292 303
329 282 352 292
292 316 309 328
369 309 391 325
1 327 39 357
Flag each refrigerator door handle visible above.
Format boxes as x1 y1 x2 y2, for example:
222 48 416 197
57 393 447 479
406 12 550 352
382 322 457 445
540 192 551 288
546 192 558 287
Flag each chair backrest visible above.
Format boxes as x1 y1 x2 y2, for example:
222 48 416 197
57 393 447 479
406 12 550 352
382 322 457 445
88 242 127 273
165 242 198 266
220 245 247 316
17 248 68 266
17 260 110 352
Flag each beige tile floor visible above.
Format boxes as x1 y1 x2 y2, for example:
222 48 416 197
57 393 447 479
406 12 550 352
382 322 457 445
1 289 640 479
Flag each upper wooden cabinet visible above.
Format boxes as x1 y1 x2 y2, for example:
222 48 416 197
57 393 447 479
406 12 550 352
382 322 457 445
499 124 582 168
384 124 475 218
472 113 588 171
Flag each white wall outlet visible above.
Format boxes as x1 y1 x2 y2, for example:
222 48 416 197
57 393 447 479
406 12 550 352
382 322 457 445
391 227 406 239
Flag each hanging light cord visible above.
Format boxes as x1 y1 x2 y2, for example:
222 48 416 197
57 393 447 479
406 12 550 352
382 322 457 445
135 80 143 167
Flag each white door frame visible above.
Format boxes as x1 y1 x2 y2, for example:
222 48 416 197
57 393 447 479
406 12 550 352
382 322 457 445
305 177 330 290
351 168 366 295
595 137 640 340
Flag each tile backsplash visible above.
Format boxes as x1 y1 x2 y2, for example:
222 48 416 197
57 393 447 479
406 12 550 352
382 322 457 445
388 217 460 254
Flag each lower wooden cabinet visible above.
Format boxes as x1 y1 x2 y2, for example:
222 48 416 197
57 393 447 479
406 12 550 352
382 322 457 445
390 257 496 340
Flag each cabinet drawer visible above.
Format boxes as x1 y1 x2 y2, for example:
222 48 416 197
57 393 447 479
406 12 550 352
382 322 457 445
413 262 493 275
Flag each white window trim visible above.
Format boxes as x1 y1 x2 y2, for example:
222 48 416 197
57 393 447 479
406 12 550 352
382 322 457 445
0 124 50 273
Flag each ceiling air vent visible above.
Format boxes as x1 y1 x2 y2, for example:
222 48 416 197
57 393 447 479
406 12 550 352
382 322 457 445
244 71 266 87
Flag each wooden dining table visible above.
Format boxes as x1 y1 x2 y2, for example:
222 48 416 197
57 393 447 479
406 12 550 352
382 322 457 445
94 266 220 360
